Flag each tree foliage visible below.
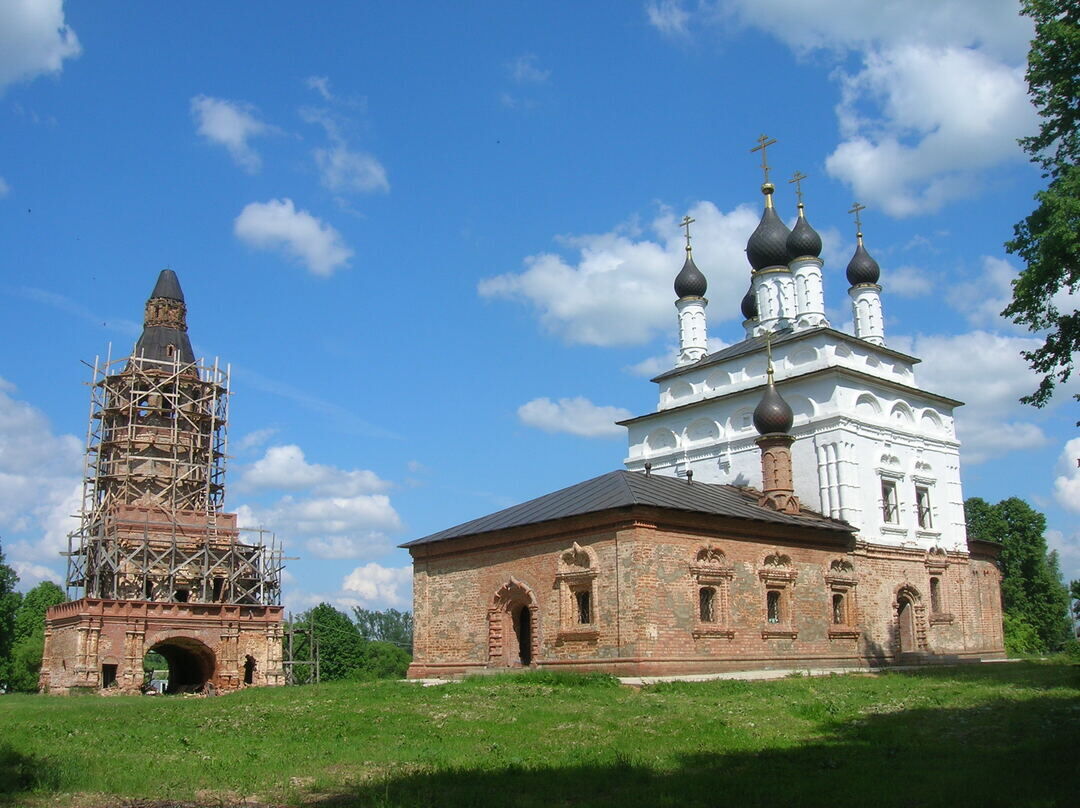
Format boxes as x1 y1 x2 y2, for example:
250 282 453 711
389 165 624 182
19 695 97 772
0 541 22 690
288 603 411 683
965 497 1072 653
5 581 65 692
1004 1 1080 411
353 607 413 651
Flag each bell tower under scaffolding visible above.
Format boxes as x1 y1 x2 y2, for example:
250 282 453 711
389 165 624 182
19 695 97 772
41 270 286 693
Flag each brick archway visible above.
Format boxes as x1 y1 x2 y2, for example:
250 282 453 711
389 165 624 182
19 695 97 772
488 578 539 668
147 635 216 693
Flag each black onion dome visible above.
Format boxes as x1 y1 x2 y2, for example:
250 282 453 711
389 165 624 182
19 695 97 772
746 204 792 270
846 242 881 285
741 284 757 320
150 269 185 302
754 373 794 435
787 210 822 260
674 251 708 298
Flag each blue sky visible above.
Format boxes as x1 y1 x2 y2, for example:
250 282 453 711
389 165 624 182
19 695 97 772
1 1 1076 611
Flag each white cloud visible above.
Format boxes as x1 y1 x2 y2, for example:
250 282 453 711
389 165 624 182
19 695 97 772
517 396 632 438
646 0 691 37
190 95 272 173
305 533 391 560
234 198 353 276
0 177 9 197
626 336 732 378
888 265 933 298
947 256 1018 328
508 53 550 84
0 0 81 92
239 444 390 496
0 377 82 569
10 560 62 587
306 75 333 101
891 331 1080 464
824 43 1035 216
232 427 278 454
1053 438 1080 514
1045 528 1080 589
480 200 759 346
314 144 389 194
342 562 412 609
302 107 390 195
664 1 1037 217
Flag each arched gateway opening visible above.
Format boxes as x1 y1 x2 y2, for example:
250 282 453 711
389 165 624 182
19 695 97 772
489 578 538 668
146 637 216 693
896 586 922 655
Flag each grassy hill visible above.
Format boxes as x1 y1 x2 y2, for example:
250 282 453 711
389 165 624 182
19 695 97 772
2 661 1078 807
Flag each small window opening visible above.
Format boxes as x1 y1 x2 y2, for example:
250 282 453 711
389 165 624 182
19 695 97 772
881 480 899 523
243 655 256 685
166 344 175 358
575 590 591 625
212 578 225 601
699 587 716 622
144 580 153 600
930 577 942 614
916 486 932 528
832 593 845 625
767 590 781 624
101 664 117 688
174 588 190 603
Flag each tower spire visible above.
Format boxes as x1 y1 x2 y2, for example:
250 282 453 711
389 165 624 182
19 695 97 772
845 203 885 346
674 213 708 366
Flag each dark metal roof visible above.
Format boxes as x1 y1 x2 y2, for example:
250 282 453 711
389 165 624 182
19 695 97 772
401 470 854 548
740 283 757 320
787 210 822 260
650 326 920 382
746 204 791 270
846 242 881 286
674 251 708 298
753 374 793 435
150 269 185 302
132 327 196 365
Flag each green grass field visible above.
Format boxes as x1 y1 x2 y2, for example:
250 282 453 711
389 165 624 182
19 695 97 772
2 661 1078 807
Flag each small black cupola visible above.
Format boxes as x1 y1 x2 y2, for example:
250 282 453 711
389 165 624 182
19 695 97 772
846 242 881 286
740 283 758 320
132 269 196 366
674 250 707 298
746 183 791 270
787 206 822 261
753 365 794 435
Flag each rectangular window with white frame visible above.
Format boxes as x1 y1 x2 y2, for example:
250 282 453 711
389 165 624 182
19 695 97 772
915 485 932 529
881 479 899 524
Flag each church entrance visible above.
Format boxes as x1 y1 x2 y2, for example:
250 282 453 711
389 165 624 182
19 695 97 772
897 596 916 654
489 578 538 668
513 604 532 665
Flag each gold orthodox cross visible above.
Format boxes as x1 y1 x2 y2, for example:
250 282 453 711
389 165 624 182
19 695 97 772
789 171 807 205
849 202 866 233
680 215 695 250
751 134 777 183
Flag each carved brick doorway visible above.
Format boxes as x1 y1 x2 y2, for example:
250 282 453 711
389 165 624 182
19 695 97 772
489 578 538 668
897 596 916 654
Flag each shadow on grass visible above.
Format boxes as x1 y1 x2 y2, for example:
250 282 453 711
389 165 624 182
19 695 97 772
309 693 1080 808
0 745 61 806
884 659 1080 690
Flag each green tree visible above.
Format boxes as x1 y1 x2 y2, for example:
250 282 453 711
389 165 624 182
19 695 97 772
1070 578 1080 629
352 607 413 652
5 581 65 692
965 497 1072 653
1003 0 1080 412
291 603 366 682
0 541 22 690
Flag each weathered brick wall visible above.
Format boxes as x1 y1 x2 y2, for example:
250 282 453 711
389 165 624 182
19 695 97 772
40 599 285 693
407 511 1004 679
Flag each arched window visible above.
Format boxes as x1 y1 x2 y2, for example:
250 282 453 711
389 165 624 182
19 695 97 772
699 587 716 622
930 577 942 614
832 593 845 625
766 590 781 624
